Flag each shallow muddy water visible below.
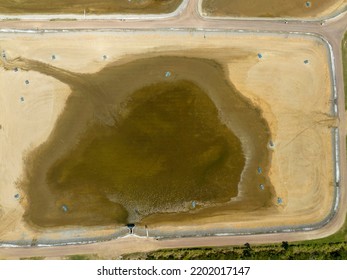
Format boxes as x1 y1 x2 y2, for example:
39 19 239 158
18 55 273 227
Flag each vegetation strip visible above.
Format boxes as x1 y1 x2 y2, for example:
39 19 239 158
122 241 347 260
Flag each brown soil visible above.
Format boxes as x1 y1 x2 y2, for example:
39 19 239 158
0 0 182 14
202 0 346 18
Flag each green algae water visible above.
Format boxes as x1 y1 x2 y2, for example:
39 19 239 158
18 55 272 227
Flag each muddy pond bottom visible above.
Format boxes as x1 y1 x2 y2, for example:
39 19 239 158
47 81 245 223
22 56 272 227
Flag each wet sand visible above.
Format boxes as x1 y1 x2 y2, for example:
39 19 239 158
201 0 346 18
0 0 182 15
11 55 272 227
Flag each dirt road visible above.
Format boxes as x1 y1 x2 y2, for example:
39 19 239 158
0 0 346 259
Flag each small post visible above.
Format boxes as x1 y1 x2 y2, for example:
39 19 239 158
145 225 149 238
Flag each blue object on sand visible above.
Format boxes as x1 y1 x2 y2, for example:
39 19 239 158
62 205 69 212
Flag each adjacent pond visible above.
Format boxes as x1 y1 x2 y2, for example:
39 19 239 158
0 0 182 14
202 0 344 18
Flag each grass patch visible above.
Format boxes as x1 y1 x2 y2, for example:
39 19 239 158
123 242 347 260
20 256 45 260
65 254 99 260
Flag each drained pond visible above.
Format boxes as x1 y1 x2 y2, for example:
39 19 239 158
19 55 273 227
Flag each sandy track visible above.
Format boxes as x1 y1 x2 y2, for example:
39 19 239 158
0 0 346 258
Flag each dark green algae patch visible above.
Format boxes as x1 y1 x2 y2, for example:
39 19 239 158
20 55 273 227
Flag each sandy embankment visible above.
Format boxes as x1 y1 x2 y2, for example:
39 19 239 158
0 31 334 243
